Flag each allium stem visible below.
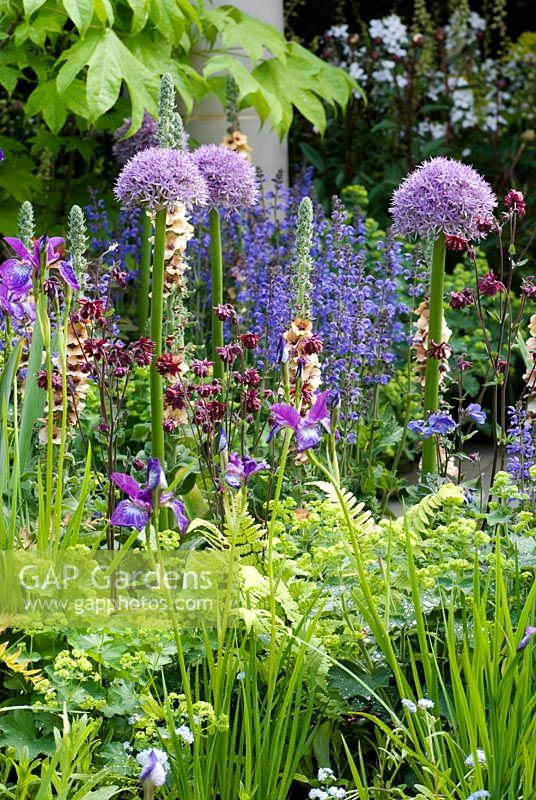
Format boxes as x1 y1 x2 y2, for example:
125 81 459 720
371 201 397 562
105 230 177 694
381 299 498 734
422 235 446 475
138 212 152 335
150 209 167 471
209 208 224 383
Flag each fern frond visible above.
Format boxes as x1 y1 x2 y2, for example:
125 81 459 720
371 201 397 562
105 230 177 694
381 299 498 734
186 518 229 550
224 504 267 565
312 481 374 534
399 483 466 538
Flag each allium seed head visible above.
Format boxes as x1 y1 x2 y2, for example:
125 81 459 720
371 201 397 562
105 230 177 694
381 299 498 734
390 157 497 241
114 147 208 210
192 144 259 211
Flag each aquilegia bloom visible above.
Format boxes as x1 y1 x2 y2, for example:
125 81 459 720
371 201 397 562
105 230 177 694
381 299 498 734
390 157 497 241
269 390 331 451
110 458 188 531
0 236 79 293
224 452 269 489
137 748 169 787
192 144 259 211
517 625 536 651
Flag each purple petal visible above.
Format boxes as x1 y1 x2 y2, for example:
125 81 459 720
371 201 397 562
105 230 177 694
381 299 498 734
0 259 32 290
58 260 80 291
269 403 301 431
168 499 189 533
296 422 322 452
146 458 167 490
307 390 330 425
224 454 244 488
4 237 30 261
242 456 269 481
517 625 536 651
140 751 158 781
110 499 150 530
111 472 141 499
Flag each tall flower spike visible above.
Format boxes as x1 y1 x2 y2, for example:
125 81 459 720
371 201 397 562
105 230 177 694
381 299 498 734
292 196 314 319
158 73 178 149
68 205 88 284
18 201 35 251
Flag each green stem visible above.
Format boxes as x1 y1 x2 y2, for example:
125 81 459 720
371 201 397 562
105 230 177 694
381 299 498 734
150 208 167 469
138 212 152 335
209 208 224 383
421 235 446 476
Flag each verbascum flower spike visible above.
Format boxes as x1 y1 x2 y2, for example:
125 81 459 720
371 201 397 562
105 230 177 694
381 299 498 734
292 196 314 319
18 201 35 251
157 72 177 150
391 157 496 475
68 205 88 285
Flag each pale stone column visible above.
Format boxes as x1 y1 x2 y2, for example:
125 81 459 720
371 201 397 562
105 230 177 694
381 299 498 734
186 0 288 183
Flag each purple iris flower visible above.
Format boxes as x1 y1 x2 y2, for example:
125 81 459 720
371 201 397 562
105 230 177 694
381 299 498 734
0 284 30 320
137 748 168 787
268 391 331 451
462 403 487 425
517 625 536 651
0 148 4 162
224 452 269 489
0 236 79 293
110 458 188 532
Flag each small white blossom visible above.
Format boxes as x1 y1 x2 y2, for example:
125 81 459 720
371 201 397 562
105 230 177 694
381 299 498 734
327 788 347 799
175 724 194 745
236 671 246 681
123 741 133 752
401 698 417 713
327 24 349 40
465 749 487 767
318 768 336 783
417 698 434 710
309 790 329 800
369 14 408 58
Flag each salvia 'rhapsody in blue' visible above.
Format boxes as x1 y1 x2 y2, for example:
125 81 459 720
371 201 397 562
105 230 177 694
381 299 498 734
506 406 536 481
110 458 188 531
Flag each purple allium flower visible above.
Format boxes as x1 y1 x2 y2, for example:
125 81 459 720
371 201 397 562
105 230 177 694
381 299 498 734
137 748 169 787
462 403 486 424
389 157 497 241
269 390 331 451
192 144 259 211
224 452 269 489
113 111 159 166
110 458 188 531
517 625 536 651
114 147 208 210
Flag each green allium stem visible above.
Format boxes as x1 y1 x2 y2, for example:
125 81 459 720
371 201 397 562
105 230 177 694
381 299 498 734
150 208 167 470
209 208 224 382
421 234 446 476
138 212 152 335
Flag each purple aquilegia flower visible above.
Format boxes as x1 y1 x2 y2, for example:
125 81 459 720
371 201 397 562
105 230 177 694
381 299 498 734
224 452 269 489
192 144 259 211
390 157 497 241
137 748 169 787
110 458 188 531
408 411 456 438
113 111 159 166
269 390 331 451
462 403 487 425
517 625 536 651
114 147 208 211
0 236 79 292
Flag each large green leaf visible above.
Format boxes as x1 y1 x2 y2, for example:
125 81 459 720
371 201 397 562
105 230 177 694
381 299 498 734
62 0 94 34
25 80 68 134
22 0 48 16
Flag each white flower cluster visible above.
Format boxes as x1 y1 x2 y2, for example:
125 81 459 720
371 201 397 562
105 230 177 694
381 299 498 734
401 697 435 713
308 768 347 799
369 14 409 58
465 748 487 768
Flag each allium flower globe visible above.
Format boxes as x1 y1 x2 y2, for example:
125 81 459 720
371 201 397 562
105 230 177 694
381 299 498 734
390 157 497 241
113 111 158 165
114 147 208 210
192 144 259 211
